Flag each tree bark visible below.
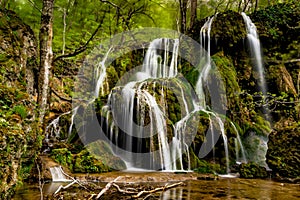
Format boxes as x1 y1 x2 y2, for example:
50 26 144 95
189 0 197 31
38 0 54 127
179 0 188 33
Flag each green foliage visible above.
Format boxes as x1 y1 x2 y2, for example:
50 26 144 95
12 105 27 120
252 1 300 53
51 148 73 167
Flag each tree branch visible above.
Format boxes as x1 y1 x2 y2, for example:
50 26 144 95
51 87 72 102
53 23 102 63
100 0 120 9
27 0 42 13
266 59 300 64
96 176 121 199
35 160 44 200
132 182 184 198
53 7 108 63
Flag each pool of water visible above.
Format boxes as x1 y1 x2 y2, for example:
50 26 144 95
13 177 300 199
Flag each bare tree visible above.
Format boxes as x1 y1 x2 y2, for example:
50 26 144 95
38 0 54 126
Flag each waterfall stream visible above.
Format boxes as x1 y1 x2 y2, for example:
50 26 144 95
49 166 71 182
230 122 247 164
44 14 272 174
242 12 270 168
241 12 267 96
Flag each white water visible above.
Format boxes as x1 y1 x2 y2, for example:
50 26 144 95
195 17 231 174
242 12 270 169
49 166 71 182
230 122 247 164
45 110 71 143
68 106 79 137
241 12 267 96
105 38 198 171
196 16 214 108
94 47 113 97
142 38 179 78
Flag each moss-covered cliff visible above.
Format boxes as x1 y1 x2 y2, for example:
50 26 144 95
191 2 299 178
0 9 40 199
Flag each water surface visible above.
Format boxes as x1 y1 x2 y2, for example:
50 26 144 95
13 176 300 199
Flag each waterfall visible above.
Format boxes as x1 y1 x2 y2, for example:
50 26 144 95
196 16 214 108
241 12 267 96
230 122 247 164
68 106 79 137
195 17 231 174
45 110 71 144
94 47 113 97
46 20 230 173
142 38 179 78
49 166 71 182
104 38 198 171
45 47 112 144
242 12 270 169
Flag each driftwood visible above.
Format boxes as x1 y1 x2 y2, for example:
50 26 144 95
132 182 184 198
54 180 79 195
53 166 89 195
51 172 184 199
96 176 121 199
110 181 184 199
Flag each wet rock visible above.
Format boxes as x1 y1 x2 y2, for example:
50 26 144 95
239 162 268 178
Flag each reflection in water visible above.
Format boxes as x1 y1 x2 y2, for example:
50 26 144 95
13 178 300 200
156 178 299 200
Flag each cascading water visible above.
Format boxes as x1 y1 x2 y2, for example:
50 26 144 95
241 12 267 96
196 16 214 108
241 12 270 169
46 19 231 173
230 122 247 164
196 16 231 174
41 12 275 175
49 166 71 182
44 110 71 152
44 48 113 145
106 38 189 171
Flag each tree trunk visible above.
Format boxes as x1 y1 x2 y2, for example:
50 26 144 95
38 0 54 127
189 0 197 31
179 0 188 33
254 0 258 12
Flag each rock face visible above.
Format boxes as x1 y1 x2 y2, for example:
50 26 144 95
0 9 39 199
49 141 126 174
267 121 300 178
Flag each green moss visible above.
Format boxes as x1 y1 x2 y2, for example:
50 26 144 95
73 149 111 173
239 162 268 178
50 148 72 167
267 122 300 178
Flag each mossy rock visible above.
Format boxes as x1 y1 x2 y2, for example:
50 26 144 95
86 140 126 170
50 148 73 167
267 120 300 178
72 149 111 173
50 141 126 173
239 162 268 178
